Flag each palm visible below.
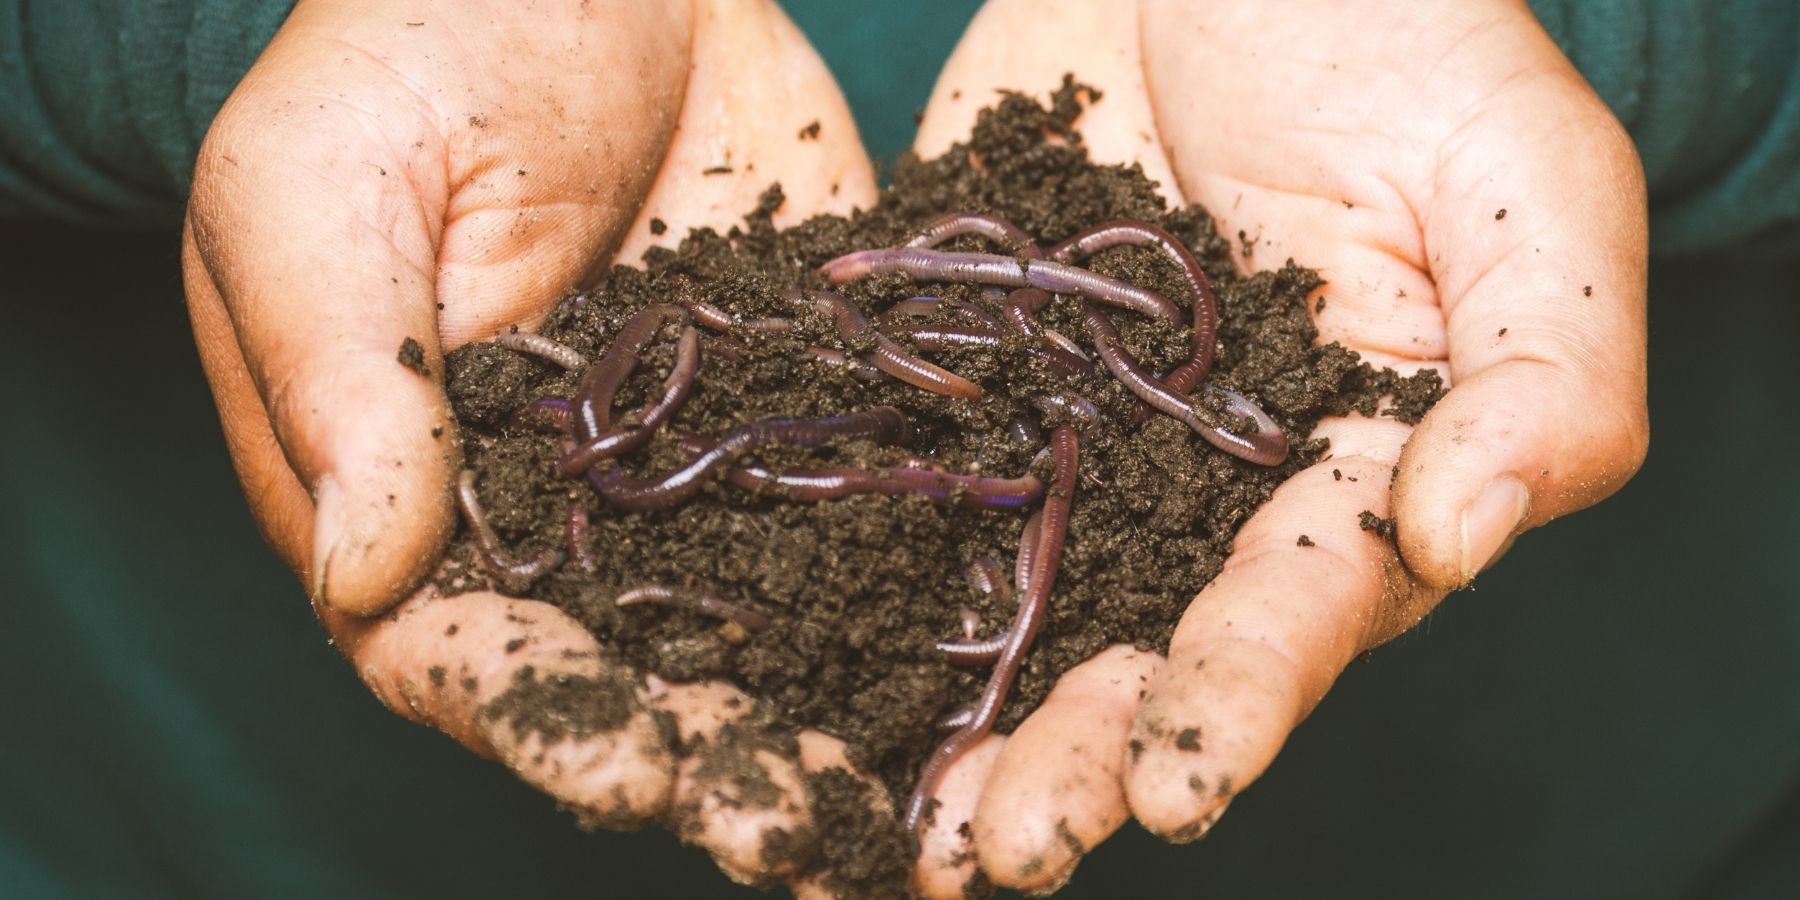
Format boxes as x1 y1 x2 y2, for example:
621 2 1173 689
908 0 1647 894
184 0 880 891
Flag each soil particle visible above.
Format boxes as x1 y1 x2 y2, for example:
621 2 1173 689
798 120 822 141
650 217 667 235
1495 208 1507 220
437 80 1439 890
427 665 446 688
1175 727 1202 752
397 337 429 377
479 664 637 745
1297 534 1314 547
1358 511 1397 542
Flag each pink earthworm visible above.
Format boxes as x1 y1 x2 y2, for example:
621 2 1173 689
588 407 910 511
1083 302 1288 465
494 329 588 370
573 304 685 440
614 585 772 633
904 212 1044 259
454 470 563 581
1050 219 1219 391
904 426 1079 832
819 248 1181 324
802 290 983 399
560 326 700 475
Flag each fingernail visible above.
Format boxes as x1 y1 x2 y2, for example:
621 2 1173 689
1459 475 1530 581
311 474 344 604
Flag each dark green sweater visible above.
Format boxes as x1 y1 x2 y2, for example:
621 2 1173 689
1 0 1796 254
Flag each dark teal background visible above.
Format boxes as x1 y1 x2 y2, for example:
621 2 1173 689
3 1 1798 897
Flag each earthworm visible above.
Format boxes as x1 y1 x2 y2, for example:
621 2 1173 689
509 397 574 433
936 706 975 732
806 346 884 381
1032 393 1101 433
964 556 1009 601
1050 219 1219 390
1001 286 1051 336
958 606 984 639
994 287 1094 376
560 326 700 475
566 502 598 573
588 407 910 511
615 585 772 632
884 322 1005 352
683 298 794 335
904 212 1042 258
495 329 588 370
1084 302 1288 465
574 304 685 440
804 290 983 399
905 426 1079 832
1007 416 1043 446
454 470 564 581
820 248 1181 324
934 516 1041 668
726 460 1043 510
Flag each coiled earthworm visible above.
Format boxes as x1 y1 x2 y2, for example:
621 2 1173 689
1050 219 1219 390
454 470 564 581
560 326 700 475
803 290 983 399
574 304 685 440
1084 302 1288 465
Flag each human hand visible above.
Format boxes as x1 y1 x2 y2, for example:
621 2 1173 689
908 0 1649 893
183 0 883 890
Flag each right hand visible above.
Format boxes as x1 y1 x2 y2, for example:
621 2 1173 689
183 0 881 891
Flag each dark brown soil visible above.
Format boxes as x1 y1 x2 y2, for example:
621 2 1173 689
438 80 1438 895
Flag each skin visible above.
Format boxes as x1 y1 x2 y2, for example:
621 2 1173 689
186 0 1648 894
183 0 881 891
910 0 1648 893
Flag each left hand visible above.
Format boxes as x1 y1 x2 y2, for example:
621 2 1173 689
907 0 1650 893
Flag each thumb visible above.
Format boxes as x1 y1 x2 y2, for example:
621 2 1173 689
1393 59 1650 590
185 3 690 614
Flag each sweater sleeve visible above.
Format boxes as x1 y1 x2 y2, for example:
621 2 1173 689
0 0 295 228
1528 0 1800 256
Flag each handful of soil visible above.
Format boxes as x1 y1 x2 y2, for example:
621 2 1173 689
438 79 1438 894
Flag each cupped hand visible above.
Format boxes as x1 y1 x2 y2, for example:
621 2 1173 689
182 0 883 890
908 0 1649 893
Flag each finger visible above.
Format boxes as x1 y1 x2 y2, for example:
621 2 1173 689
184 221 316 575
654 684 816 884
1137 0 1451 360
1393 66 1649 589
347 590 676 827
916 0 1184 202
973 646 1160 892
789 732 898 900
912 736 1005 900
613 0 878 265
1126 421 1432 838
185 3 691 615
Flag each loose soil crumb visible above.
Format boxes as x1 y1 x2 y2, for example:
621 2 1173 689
438 80 1439 892
1358 510 1398 542
397 336 429 377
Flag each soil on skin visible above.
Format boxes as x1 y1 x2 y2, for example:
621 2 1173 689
437 79 1440 895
